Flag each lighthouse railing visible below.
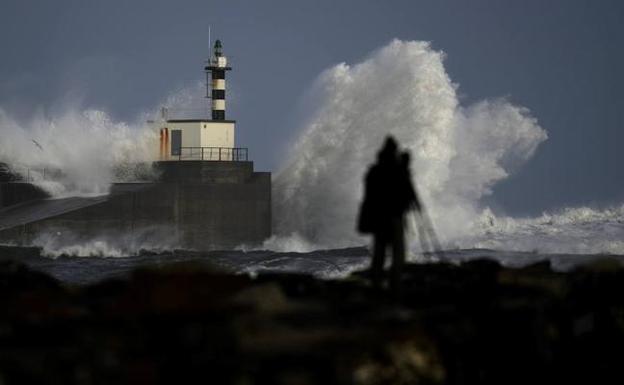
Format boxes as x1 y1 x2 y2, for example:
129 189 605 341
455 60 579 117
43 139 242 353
176 147 248 162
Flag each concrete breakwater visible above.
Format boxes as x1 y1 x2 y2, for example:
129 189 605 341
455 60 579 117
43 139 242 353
0 251 623 384
0 182 48 209
0 161 271 251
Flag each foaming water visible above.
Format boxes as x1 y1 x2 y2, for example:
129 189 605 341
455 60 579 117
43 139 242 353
32 226 180 258
0 82 208 198
6 245 623 286
0 109 159 196
462 205 624 255
272 39 624 256
274 39 548 249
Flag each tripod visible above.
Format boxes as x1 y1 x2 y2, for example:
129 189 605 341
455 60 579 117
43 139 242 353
408 201 446 261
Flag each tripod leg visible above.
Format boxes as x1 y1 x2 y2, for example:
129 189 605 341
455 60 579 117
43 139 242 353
419 209 446 259
412 212 433 261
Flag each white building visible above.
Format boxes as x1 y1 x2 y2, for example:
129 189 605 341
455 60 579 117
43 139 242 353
156 39 246 161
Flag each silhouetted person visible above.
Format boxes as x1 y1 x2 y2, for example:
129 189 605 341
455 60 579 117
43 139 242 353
358 136 419 291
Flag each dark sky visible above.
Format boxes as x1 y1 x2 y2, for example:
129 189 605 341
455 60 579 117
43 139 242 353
1 0 623 215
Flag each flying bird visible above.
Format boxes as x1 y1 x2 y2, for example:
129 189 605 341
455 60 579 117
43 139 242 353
31 140 43 151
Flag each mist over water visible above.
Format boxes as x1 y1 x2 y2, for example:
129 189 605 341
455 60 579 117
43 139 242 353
273 40 624 255
0 82 209 198
0 108 158 196
274 40 545 247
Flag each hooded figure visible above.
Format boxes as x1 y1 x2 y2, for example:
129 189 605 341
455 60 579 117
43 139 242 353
358 136 419 290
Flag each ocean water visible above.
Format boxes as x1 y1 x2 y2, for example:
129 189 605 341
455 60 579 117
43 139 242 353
12 201 623 286
7 245 624 287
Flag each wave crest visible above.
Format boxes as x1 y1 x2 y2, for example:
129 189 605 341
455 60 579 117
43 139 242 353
274 39 547 248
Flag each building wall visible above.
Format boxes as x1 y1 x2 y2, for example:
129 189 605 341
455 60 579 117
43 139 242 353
167 122 201 148
159 121 235 153
157 161 253 183
200 122 234 148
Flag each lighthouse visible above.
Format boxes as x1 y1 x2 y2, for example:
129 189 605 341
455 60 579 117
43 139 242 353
205 40 231 120
157 39 241 161
0 39 272 251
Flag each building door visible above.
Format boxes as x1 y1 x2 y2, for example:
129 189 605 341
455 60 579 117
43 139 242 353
171 130 182 156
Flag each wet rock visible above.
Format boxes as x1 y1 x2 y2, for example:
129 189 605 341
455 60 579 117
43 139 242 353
0 257 623 384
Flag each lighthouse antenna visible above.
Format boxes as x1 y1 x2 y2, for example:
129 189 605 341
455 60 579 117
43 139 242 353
205 25 213 118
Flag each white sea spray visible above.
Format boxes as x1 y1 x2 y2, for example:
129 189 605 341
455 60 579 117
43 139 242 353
274 39 549 249
0 82 208 197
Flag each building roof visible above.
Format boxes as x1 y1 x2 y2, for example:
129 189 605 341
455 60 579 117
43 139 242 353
166 119 236 123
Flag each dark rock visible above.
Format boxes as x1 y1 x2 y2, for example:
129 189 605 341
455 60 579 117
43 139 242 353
0 258 623 384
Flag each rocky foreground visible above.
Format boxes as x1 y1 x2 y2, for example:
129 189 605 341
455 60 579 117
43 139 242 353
1 253 624 385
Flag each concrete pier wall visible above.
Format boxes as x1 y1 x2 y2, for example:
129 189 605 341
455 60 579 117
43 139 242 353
0 183 49 209
0 161 271 250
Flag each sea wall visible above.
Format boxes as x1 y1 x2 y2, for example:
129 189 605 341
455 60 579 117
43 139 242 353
1 161 271 250
0 182 49 209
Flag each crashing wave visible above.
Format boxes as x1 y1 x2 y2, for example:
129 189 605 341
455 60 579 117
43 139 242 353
464 205 624 255
274 39 547 249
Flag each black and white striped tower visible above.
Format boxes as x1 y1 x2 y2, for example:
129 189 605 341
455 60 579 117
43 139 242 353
205 39 231 120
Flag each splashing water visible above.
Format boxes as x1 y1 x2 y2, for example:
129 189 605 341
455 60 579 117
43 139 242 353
0 108 158 196
274 40 547 249
464 205 624 255
33 226 180 258
0 82 209 198
272 40 624 255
